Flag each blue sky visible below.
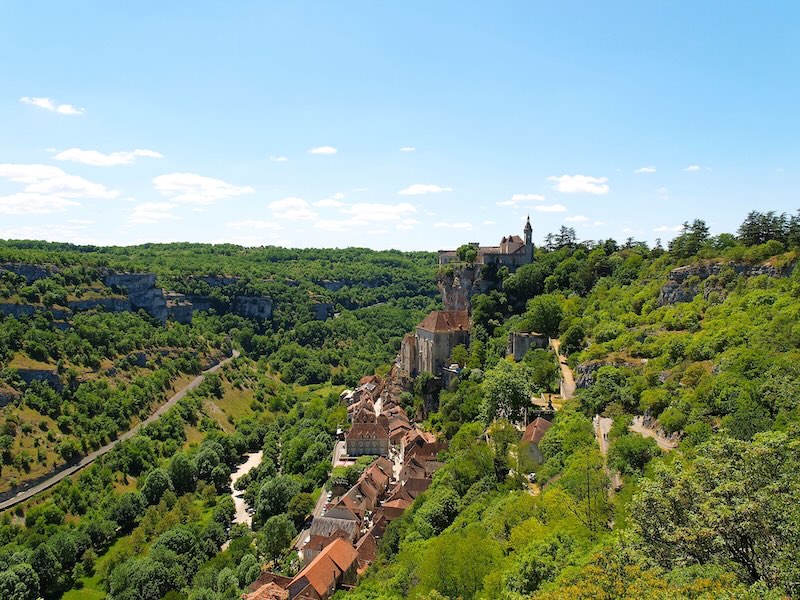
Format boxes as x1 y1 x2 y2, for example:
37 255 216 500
0 2 798 250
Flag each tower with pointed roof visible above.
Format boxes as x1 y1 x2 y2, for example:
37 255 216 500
524 215 533 262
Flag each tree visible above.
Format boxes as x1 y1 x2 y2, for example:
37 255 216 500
456 244 478 264
258 514 296 565
669 219 710 258
559 449 610 535
112 492 146 533
481 360 534 423
287 493 315 529
168 452 197 495
141 468 173 505
561 322 585 355
608 434 659 474
524 294 563 338
448 344 469 368
630 432 800 592
0 563 40 600
255 476 301 526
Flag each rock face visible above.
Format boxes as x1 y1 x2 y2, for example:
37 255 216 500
104 273 167 323
658 261 793 306
14 368 62 391
0 263 52 282
315 279 381 292
68 297 131 313
575 359 645 388
437 265 493 311
312 302 334 321
0 303 38 318
233 296 273 319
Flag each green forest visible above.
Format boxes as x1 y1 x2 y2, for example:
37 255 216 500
2 209 800 599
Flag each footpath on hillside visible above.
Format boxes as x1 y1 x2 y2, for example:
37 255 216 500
0 349 240 512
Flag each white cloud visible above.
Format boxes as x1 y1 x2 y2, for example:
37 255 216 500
269 155 288 162
0 163 119 214
654 225 683 232
129 202 178 224
497 193 546 207
565 215 589 223
0 193 79 215
656 186 669 200
340 202 416 223
593 221 605 226
153 172 254 205
398 183 452 196
313 192 346 208
684 165 701 172
20 96 84 115
399 147 416 152
314 202 417 232
548 174 609 195
396 218 418 231
308 146 337 155
269 197 317 220
54 148 163 166
483 220 495 225
533 203 568 213
434 222 473 230
635 166 656 174
227 220 282 230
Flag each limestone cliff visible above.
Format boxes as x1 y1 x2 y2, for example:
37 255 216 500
104 273 168 323
437 264 494 311
658 261 794 306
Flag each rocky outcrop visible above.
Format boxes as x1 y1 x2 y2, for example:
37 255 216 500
67 297 131 313
437 265 493 311
0 384 20 408
658 261 794 306
14 368 62 391
575 358 645 388
315 279 382 292
104 273 167 323
0 263 52 283
0 303 37 318
0 303 71 319
312 302 334 321
233 296 273 319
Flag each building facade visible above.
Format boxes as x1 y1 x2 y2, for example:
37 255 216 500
438 216 534 267
399 310 470 376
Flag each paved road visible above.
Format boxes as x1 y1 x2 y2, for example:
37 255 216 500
630 416 677 451
0 349 239 512
550 339 576 400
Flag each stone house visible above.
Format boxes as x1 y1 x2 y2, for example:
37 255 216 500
507 331 549 361
521 417 553 464
287 538 358 600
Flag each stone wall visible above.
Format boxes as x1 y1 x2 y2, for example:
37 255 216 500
437 264 493 311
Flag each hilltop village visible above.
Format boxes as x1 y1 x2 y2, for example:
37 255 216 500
244 219 551 600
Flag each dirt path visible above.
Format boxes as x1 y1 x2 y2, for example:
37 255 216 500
594 415 622 493
550 339 576 400
630 416 677 451
0 349 239 512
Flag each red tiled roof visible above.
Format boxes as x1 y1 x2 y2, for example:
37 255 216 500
417 310 470 333
290 538 358 598
346 422 390 441
522 417 553 445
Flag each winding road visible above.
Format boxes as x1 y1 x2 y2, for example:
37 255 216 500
0 349 240 512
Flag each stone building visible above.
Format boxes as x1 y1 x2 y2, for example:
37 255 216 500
399 310 470 376
507 331 549 361
438 216 534 267
345 408 390 457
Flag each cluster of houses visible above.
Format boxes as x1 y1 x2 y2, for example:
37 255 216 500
244 374 446 600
